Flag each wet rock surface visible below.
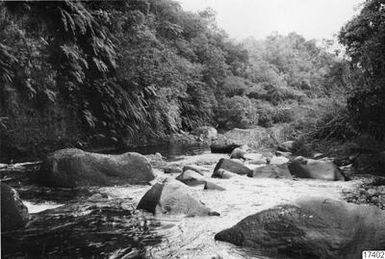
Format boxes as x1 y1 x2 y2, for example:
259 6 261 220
38 148 155 187
213 158 252 176
248 164 292 179
288 156 347 181
215 198 385 259
137 180 220 216
1 183 30 231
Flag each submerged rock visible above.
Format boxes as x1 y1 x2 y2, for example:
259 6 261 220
1 183 30 231
248 164 292 179
288 156 347 181
137 180 219 216
213 158 252 176
215 198 385 259
37 148 155 187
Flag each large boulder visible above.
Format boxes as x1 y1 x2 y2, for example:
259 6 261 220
210 142 240 154
288 156 347 181
213 158 252 176
1 183 30 231
38 148 155 187
137 181 219 216
248 164 292 179
176 170 206 186
215 198 385 259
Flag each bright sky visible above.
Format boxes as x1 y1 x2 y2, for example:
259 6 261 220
177 0 364 40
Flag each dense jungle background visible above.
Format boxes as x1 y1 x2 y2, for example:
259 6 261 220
1 0 384 162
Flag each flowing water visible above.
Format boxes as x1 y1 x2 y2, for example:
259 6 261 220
5 144 361 259
109 154 359 259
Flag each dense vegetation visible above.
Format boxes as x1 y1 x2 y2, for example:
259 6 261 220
0 0 384 161
339 0 385 140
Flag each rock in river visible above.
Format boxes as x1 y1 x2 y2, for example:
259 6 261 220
248 164 292 179
212 168 237 179
1 183 30 231
288 156 347 181
215 197 385 259
213 158 252 176
137 180 219 216
37 148 155 187
210 142 240 154
176 169 206 187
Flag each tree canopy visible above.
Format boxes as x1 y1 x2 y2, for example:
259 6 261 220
339 0 385 139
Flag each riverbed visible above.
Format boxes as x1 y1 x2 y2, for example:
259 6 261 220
16 152 361 259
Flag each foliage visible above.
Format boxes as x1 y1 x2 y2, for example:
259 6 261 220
307 101 358 141
215 96 258 129
339 0 385 140
243 33 348 98
1 0 355 156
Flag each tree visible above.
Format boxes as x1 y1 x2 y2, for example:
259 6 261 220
339 0 385 139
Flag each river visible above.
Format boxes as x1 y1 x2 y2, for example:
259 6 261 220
5 144 361 259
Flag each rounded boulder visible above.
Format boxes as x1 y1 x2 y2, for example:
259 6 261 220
137 180 220 216
38 148 155 187
1 183 30 231
215 198 385 259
